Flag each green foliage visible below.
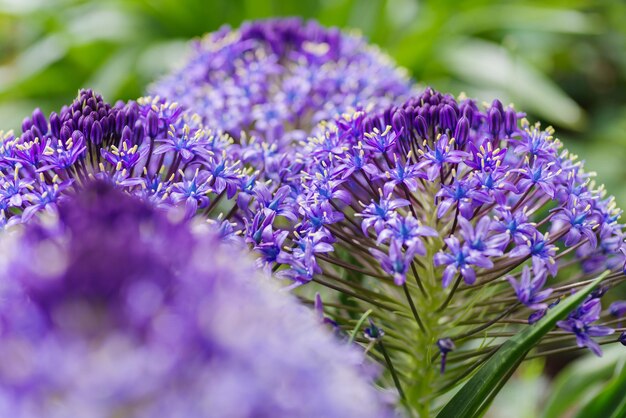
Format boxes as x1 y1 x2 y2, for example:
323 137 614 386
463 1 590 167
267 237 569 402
541 345 626 418
437 271 609 418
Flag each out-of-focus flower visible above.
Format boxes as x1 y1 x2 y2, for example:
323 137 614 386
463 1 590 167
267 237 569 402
149 18 414 184
249 87 625 412
0 181 392 418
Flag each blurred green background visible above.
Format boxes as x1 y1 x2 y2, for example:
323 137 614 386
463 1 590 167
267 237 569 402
1 0 625 204
1 1 625 416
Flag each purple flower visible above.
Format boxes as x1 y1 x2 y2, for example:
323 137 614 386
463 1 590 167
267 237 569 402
552 203 599 248
362 126 399 154
492 207 537 245
434 236 494 286
436 178 491 219
371 239 418 285
514 159 561 198
458 216 505 257
169 168 212 219
358 195 410 235
379 153 425 195
509 232 558 276
416 134 468 181
153 124 212 162
508 266 553 310
557 296 615 356
377 214 437 256
0 181 392 417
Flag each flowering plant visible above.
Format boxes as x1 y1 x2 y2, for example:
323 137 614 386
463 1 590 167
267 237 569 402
0 17 625 418
250 87 626 416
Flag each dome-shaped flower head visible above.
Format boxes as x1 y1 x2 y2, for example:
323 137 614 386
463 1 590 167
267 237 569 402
0 90 311 266
0 180 392 417
254 87 626 414
149 18 414 184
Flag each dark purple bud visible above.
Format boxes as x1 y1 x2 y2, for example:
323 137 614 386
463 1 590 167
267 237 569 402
101 115 110 136
30 126 42 140
391 110 406 136
121 126 132 143
82 106 93 117
504 107 517 136
107 114 116 135
132 121 144 144
77 115 86 132
488 107 502 138
439 104 457 132
60 125 72 142
86 97 97 110
453 116 470 147
59 105 70 119
436 338 455 353
72 110 82 124
147 110 159 138
619 332 626 346
609 301 626 317
548 298 561 309
414 115 428 139
428 105 439 126
82 116 94 140
528 309 547 324
90 121 103 145
491 99 504 115
32 108 48 135
382 107 395 127
115 111 126 134
64 119 76 132
418 105 430 125
125 102 139 127
50 112 61 138
22 117 33 133
590 286 607 299
71 130 84 145
21 130 33 144
436 338 455 374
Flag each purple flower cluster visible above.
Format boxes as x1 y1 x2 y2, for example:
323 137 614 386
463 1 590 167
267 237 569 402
149 18 414 184
0 181 391 417
247 87 626 406
272 89 623 288
0 90 301 268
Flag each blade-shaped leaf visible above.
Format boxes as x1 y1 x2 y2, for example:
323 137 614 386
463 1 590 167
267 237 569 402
541 345 625 418
574 359 626 418
436 270 610 418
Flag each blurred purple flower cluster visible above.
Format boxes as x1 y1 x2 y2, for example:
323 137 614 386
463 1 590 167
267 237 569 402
0 181 391 417
149 17 414 184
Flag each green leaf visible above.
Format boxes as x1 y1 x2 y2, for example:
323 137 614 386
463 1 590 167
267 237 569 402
436 270 610 418
439 38 586 130
541 345 625 418
574 359 626 418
